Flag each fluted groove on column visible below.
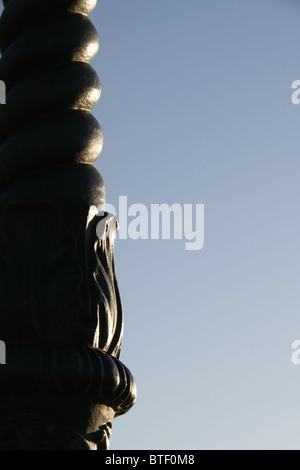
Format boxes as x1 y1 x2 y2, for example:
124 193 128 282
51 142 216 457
0 0 136 450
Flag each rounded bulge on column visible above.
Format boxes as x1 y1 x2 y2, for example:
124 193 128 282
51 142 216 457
0 12 100 89
0 9 105 207
0 0 98 53
0 100 104 208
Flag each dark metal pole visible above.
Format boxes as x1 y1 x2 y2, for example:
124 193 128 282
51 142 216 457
0 0 136 450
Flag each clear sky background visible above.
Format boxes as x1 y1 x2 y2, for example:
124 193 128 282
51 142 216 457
90 0 300 450
2 0 300 450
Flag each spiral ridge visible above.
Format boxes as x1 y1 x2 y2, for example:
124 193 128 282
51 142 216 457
0 0 103 194
0 2 137 434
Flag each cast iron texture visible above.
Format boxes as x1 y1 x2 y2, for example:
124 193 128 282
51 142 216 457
0 0 136 450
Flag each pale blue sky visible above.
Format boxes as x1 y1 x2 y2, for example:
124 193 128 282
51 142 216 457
92 0 300 450
2 0 300 450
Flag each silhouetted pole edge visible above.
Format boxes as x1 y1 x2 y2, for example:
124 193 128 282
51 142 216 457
0 0 136 450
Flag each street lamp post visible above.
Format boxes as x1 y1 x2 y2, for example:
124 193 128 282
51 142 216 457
0 0 136 450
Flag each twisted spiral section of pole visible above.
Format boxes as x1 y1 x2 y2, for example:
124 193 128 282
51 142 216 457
0 0 102 193
0 2 137 440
